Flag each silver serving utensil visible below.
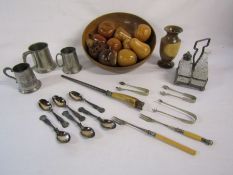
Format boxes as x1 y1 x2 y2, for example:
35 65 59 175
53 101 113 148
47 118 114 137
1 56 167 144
162 85 196 102
160 91 195 103
39 115 71 143
112 116 196 155
155 99 197 124
119 81 149 94
38 99 69 128
140 114 213 145
69 91 105 113
62 111 95 138
52 95 85 121
78 107 116 129
116 86 148 96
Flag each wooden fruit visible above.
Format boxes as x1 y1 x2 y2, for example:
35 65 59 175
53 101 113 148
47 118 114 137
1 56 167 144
117 49 137 66
129 38 151 59
98 21 116 38
123 38 131 49
114 27 132 41
107 38 122 51
134 24 152 42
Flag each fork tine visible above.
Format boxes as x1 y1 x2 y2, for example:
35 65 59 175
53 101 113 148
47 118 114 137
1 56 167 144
140 114 154 122
112 116 125 125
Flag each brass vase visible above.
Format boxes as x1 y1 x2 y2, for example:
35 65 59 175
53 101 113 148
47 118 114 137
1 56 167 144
158 25 183 68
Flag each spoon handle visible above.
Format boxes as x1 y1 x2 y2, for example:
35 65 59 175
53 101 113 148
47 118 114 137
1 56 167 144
78 107 100 120
62 110 82 127
67 106 85 121
51 110 69 128
84 99 105 113
40 115 58 132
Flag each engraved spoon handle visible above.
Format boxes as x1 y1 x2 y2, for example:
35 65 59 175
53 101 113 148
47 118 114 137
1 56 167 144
39 115 57 132
67 105 85 121
62 110 82 128
51 110 69 128
116 87 148 96
78 107 102 121
84 98 105 113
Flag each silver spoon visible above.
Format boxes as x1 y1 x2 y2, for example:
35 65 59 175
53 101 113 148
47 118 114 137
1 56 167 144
160 91 195 103
62 111 95 138
116 87 148 96
69 91 105 113
52 95 85 122
38 99 69 128
162 85 196 102
119 81 149 94
78 107 116 129
39 115 71 143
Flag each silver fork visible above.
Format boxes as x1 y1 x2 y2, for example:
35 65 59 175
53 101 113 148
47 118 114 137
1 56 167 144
140 114 213 145
112 116 196 155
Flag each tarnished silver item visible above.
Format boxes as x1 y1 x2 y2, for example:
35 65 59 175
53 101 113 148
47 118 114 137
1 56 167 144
56 47 82 74
118 81 149 96
23 42 56 73
160 91 195 103
174 38 211 90
154 99 197 124
162 85 196 102
3 63 41 94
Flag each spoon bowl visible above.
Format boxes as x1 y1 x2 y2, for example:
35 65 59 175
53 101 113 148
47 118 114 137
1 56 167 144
52 95 67 107
56 130 71 143
69 91 83 101
100 119 116 129
80 127 95 138
38 99 52 111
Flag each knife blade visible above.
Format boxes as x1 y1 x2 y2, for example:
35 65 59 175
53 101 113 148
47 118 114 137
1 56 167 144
61 75 144 110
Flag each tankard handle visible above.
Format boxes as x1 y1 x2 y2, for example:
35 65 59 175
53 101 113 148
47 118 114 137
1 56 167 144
22 51 37 69
55 53 64 67
3 67 16 80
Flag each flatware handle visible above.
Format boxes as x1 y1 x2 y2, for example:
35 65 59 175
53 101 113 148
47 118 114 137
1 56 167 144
155 133 196 155
111 92 144 110
84 99 105 113
182 130 213 145
52 111 69 128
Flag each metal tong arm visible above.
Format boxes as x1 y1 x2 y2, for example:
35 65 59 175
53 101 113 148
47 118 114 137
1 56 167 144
125 84 149 93
163 85 196 100
83 98 105 113
51 110 69 128
158 99 197 124
160 91 194 103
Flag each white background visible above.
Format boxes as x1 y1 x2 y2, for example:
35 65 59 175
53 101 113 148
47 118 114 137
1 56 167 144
0 0 233 174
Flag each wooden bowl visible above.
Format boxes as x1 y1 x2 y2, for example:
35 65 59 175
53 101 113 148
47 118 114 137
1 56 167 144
82 12 156 73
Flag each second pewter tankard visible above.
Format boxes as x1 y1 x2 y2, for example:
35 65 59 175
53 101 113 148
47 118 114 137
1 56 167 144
22 42 56 73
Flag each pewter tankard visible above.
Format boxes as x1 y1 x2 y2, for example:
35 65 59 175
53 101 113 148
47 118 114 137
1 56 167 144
3 63 41 94
23 42 56 73
56 47 82 74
